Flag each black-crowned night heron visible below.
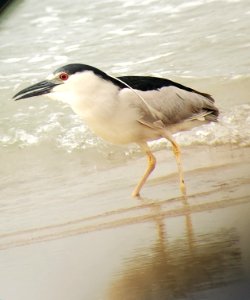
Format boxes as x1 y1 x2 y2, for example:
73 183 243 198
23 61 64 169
13 64 219 197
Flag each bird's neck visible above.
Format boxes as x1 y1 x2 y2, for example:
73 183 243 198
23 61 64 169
50 71 120 122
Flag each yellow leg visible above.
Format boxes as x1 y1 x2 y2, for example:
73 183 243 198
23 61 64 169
132 144 156 197
170 140 187 196
161 130 187 196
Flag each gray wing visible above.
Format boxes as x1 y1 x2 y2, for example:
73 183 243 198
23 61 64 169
141 85 218 124
120 84 219 128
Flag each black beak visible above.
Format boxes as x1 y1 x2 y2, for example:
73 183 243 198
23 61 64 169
13 80 59 101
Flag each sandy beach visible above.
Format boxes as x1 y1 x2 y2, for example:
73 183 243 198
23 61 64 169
0 145 249 299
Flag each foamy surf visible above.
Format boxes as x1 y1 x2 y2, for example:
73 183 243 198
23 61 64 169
2 103 249 153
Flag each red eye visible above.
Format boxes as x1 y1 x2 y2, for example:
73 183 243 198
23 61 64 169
59 72 69 81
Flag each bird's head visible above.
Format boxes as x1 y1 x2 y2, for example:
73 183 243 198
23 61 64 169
13 63 122 102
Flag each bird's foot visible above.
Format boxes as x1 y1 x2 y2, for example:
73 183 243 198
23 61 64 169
131 190 140 198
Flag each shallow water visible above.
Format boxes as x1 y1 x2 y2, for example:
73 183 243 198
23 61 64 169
0 0 250 299
1 150 250 300
0 0 250 157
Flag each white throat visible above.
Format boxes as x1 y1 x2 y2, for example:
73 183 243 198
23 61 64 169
48 70 121 122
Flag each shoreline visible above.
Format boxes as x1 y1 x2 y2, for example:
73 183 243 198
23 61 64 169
0 144 249 250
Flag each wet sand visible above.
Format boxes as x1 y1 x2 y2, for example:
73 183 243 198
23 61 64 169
0 145 250 299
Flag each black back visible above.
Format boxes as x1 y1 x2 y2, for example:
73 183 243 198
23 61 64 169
118 76 193 92
118 75 214 101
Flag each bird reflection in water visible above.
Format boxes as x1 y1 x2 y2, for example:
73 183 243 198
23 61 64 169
107 197 243 300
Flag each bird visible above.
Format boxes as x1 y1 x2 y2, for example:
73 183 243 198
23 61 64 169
13 63 219 197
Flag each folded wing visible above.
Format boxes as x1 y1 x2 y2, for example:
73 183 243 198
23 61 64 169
117 75 219 128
